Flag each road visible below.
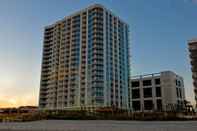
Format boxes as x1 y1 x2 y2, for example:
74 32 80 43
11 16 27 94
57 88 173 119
0 120 197 131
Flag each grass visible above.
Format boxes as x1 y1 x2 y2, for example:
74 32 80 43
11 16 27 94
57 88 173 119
0 110 196 122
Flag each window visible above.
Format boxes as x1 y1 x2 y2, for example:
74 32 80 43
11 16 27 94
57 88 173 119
131 81 140 87
175 80 181 87
179 89 182 98
155 78 160 85
178 80 181 87
144 100 153 110
143 88 152 98
177 88 182 98
132 101 141 111
132 89 140 99
143 80 152 86
176 88 179 98
157 99 162 111
95 98 104 104
156 87 161 97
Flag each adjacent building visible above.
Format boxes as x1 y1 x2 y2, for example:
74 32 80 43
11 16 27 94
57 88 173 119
129 71 185 112
188 39 197 107
39 4 130 110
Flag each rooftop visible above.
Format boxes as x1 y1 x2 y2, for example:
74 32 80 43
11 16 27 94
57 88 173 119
131 71 182 80
45 4 128 29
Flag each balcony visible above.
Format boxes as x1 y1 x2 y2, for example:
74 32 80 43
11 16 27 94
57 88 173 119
191 60 197 66
93 54 103 59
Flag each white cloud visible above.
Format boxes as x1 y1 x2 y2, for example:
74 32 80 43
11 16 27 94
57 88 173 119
0 94 37 108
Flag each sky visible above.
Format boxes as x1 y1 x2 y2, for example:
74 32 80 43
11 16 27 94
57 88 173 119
0 0 197 107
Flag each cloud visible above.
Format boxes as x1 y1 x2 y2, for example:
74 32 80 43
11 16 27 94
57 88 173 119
0 100 12 108
0 68 39 108
0 94 37 108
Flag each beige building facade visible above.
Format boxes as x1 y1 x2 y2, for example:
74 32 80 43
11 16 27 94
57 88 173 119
129 71 185 112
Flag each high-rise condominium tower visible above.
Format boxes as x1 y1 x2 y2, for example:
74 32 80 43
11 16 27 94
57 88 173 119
39 4 130 110
188 39 197 106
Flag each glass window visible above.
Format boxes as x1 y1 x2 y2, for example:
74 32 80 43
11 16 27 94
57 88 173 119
143 88 152 98
179 88 182 98
132 89 140 99
143 80 152 86
131 81 140 87
155 78 160 85
175 79 181 86
144 100 153 110
156 99 162 111
156 87 161 97
176 88 179 97
132 101 141 111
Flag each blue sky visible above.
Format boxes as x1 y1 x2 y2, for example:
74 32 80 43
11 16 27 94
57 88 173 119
0 0 197 107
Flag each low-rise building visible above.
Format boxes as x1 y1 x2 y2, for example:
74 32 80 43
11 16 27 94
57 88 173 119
129 71 185 112
0 106 38 114
18 106 38 113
